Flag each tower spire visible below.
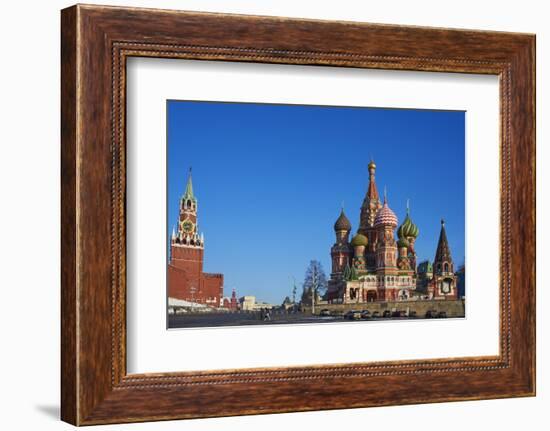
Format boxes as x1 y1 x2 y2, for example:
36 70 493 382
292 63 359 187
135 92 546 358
359 159 383 234
367 159 379 200
183 166 195 200
434 218 453 267
431 218 458 297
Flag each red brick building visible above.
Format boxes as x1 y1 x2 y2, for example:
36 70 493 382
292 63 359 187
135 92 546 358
168 169 224 307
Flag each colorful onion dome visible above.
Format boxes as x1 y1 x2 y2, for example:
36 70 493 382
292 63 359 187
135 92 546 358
334 209 352 232
397 237 410 248
350 233 368 247
398 211 419 239
374 202 398 227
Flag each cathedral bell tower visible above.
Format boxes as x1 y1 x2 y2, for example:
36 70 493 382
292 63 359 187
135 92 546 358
432 219 458 299
372 190 399 301
373 190 398 273
359 160 383 269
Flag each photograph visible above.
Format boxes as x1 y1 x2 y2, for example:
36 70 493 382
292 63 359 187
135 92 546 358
166 100 466 328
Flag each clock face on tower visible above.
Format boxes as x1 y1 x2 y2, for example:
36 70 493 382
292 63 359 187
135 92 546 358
181 220 194 233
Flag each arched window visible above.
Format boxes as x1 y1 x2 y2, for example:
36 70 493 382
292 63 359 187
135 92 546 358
444 263 449 273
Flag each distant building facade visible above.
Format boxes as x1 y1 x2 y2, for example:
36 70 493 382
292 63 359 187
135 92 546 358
326 160 459 304
167 169 224 307
239 296 257 311
239 295 276 311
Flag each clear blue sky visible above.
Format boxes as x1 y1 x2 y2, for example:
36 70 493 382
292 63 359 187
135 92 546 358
167 100 465 304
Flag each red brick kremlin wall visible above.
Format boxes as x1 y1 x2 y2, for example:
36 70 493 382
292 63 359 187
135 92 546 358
168 245 223 307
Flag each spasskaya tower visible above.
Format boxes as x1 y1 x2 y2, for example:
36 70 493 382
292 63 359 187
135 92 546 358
167 168 224 307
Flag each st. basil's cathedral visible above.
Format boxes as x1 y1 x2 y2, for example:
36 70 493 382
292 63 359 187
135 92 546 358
326 160 459 304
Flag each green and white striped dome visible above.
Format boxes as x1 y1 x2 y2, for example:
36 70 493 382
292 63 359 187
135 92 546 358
398 211 419 239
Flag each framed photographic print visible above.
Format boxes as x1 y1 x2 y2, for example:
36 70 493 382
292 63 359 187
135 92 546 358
163 101 465 331
61 4 535 425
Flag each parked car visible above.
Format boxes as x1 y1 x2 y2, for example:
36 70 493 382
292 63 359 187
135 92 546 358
382 310 392 318
371 311 380 318
360 310 371 319
319 308 331 317
437 311 447 318
344 310 362 320
425 309 438 318
409 310 417 318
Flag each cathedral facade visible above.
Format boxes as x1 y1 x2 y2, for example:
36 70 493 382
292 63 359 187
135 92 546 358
326 161 459 304
167 169 224 307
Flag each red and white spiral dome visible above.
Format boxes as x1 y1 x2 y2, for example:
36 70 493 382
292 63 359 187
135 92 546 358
374 202 398 227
